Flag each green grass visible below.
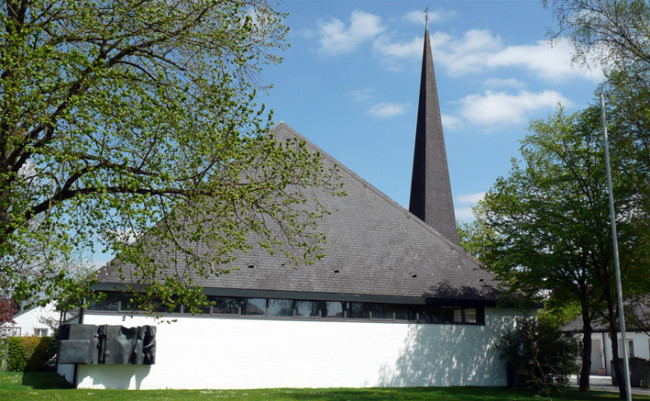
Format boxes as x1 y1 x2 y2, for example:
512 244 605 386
1 371 648 400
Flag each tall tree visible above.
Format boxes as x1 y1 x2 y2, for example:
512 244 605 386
543 2 650 396
471 106 647 394
544 0 650 78
1 1 339 310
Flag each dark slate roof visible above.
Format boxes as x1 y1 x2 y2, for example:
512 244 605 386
409 26 458 245
94 123 500 304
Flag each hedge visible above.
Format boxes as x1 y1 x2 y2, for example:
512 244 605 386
7 336 56 371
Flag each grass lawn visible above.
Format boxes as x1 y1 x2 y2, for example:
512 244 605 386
1 371 649 401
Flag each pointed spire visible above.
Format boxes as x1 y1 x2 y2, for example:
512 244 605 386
408 24 458 245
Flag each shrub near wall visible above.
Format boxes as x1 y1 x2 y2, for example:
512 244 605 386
7 336 56 371
497 318 579 390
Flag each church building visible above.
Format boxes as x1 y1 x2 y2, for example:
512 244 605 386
58 24 523 390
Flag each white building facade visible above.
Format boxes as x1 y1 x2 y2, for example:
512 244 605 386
60 307 522 389
582 331 650 376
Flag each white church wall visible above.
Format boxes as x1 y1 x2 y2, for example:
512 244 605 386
72 307 521 390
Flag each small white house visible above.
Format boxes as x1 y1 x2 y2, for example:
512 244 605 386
564 317 650 376
3 302 59 337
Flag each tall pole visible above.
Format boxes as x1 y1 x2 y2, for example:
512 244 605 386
600 92 632 401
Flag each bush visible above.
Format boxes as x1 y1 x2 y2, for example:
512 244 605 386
7 336 57 372
497 317 579 390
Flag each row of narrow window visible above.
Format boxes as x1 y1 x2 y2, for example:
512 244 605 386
88 293 484 325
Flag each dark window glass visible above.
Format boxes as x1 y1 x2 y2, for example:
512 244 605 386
440 306 457 323
413 306 442 323
268 299 294 316
410 305 480 324
90 292 484 325
242 298 266 315
119 294 139 311
154 301 182 314
295 300 320 317
349 302 366 319
385 304 408 320
213 297 244 315
465 308 477 323
366 303 390 319
453 308 464 323
322 301 346 318
88 292 120 311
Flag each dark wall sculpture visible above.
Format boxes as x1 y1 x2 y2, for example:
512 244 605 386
58 324 156 365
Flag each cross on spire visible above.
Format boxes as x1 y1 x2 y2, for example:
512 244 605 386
425 6 429 28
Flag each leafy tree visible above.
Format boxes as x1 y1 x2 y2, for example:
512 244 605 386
471 105 648 394
1 1 340 310
543 5 650 394
544 0 650 189
537 301 581 329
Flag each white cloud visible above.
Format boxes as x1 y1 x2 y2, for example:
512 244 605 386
441 114 463 130
371 28 601 83
318 11 384 55
367 102 409 118
434 29 504 76
459 90 572 127
456 192 486 204
455 207 475 222
402 9 456 25
454 192 485 221
486 38 603 83
374 35 421 59
483 78 525 89
346 87 375 102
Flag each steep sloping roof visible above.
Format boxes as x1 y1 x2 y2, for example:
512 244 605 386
95 123 500 303
409 26 458 245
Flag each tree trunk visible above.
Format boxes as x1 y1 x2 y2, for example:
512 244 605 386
607 310 628 399
579 314 593 392
599 260 628 400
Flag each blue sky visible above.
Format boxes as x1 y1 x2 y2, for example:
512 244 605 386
261 0 604 221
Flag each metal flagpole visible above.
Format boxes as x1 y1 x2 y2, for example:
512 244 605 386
600 92 632 401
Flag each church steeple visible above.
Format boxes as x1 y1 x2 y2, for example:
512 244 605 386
408 24 458 245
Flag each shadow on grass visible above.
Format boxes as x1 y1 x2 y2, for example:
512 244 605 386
21 370 74 389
